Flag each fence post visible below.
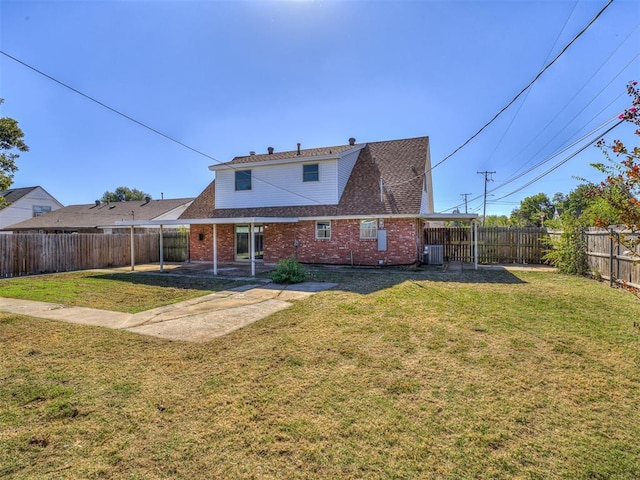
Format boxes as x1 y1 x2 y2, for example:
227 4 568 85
616 230 621 285
609 228 614 287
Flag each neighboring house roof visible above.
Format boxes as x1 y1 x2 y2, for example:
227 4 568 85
0 186 40 205
5 198 193 231
181 136 431 220
0 186 63 207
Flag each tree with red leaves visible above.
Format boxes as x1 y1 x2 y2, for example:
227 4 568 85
592 80 640 262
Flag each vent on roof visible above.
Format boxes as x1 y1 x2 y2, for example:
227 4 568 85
95 200 101 207
267 146 274 155
349 137 356 146
144 196 151 204
249 151 256 156
297 143 301 156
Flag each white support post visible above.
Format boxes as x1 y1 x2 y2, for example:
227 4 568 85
130 225 135 271
213 224 218 275
250 222 255 277
159 224 164 272
474 220 478 270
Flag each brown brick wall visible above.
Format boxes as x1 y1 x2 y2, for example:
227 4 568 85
189 219 420 266
189 224 235 262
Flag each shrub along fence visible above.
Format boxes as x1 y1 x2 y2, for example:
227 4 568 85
0 231 189 278
424 227 549 264
584 227 640 289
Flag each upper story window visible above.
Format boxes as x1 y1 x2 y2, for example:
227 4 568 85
303 163 319 182
360 219 377 240
33 205 52 217
316 221 331 240
235 169 252 191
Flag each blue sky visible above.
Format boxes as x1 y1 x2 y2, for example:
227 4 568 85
1 0 639 217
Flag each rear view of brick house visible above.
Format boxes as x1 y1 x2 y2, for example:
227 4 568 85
180 136 438 267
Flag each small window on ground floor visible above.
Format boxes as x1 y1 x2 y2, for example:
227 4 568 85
316 221 331 239
360 219 378 239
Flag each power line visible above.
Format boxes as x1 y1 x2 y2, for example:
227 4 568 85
479 0 580 170
0 50 334 207
0 50 222 164
429 0 615 173
376 0 616 192
492 119 623 201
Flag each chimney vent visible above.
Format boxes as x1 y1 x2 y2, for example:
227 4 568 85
297 143 301 156
267 146 274 155
249 151 256 156
144 196 151 204
349 137 356 146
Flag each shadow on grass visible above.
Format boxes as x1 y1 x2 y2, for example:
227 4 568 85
89 272 249 292
307 265 526 295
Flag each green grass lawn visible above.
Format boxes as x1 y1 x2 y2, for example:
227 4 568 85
1 268 639 479
0 271 247 313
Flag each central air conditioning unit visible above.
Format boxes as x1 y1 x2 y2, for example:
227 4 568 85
423 245 444 265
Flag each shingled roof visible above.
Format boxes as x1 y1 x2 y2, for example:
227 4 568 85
6 198 193 231
224 143 357 165
181 136 430 220
0 186 40 205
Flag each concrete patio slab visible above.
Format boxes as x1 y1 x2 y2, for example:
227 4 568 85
0 281 337 342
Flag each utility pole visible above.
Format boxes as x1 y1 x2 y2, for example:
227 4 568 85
477 171 495 226
460 193 472 214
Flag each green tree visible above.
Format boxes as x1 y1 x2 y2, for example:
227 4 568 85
483 215 511 227
101 186 151 203
0 99 29 205
591 80 640 261
510 193 554 227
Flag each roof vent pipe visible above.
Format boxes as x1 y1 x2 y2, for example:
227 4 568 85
296 143 301 155
349 137 356 146
267 146 274 155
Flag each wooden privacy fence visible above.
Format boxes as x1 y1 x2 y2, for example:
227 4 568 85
584 227 640 289
0 232 189 277
424 227 549 264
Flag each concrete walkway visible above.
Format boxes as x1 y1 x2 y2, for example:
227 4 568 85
0 282 336 343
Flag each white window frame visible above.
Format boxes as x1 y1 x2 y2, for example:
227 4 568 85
315 221 331 240
303 163 319 182
235 169 252 191
33 205 52 217
360 219 377 240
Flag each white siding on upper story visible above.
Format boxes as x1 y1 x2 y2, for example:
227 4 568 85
0 187 63 231
215 159 340 209
337 148 361 199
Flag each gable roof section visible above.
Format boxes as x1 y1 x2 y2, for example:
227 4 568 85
6 198 193 231
181 136 430 220
0 186 40 205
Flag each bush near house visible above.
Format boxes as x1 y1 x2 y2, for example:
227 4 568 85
270 255 308 284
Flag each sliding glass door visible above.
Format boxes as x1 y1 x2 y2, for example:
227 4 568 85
235 225 263 261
